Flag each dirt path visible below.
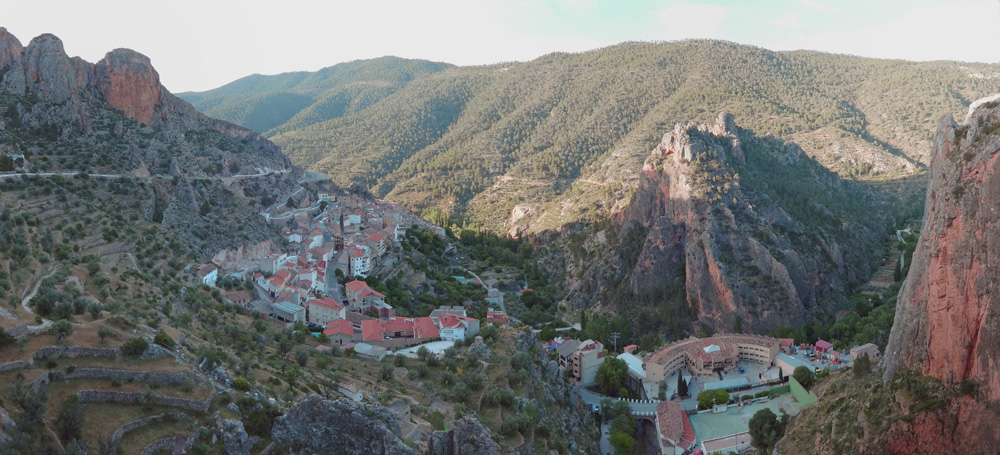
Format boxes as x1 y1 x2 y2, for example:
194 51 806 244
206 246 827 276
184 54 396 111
20 267 57 330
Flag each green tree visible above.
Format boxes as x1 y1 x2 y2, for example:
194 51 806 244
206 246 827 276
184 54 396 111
853 353 872 378
55 394 85 443
0 155 13 172
98 326 112 344
697 389 730 410
609 404 636 455
609 430 635 454
595 357 628 396
50 319 73 344
748 408 785 452
637 333 661 353
121 337 149 357
793 365 815 389
677 372 688 397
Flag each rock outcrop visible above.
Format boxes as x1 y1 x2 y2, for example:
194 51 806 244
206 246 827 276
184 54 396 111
561 113 885 333
94 49 161 126
270 396 413 455
0 29 292 172
878 98 1000 453
426 417 497 455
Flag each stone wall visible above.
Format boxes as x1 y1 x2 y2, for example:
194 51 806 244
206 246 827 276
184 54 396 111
30 371 50 391
109 412 189 444
77 390 211 413
67 368 191 385
32 345 119 360
5 324 29 339
0 360 30 373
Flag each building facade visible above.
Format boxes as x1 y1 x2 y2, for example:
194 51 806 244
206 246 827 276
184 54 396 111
643 334 780 383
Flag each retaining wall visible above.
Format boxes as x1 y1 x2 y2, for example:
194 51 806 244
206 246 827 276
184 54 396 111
141 436 191 455
67 368 190 385
109 412 190 447
77 390 211 413
33 346 119 361
0 360 30 373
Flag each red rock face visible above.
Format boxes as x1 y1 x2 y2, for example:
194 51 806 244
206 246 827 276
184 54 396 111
0 27 23 69
94 49 162 126
882 103 1000 452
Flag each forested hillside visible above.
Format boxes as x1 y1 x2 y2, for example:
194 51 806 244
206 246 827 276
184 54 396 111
178 56 452 135
183 40 1000 233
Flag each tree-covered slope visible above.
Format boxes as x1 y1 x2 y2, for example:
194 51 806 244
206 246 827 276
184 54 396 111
184 40 1000 233
177 56 453 135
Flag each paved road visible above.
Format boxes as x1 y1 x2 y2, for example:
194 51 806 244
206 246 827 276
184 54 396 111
0 169 289 181
577 387 660 417
530 323 582 334
599 420 613 455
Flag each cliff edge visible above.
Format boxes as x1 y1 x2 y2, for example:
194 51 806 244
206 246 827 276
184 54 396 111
878 96 1000 452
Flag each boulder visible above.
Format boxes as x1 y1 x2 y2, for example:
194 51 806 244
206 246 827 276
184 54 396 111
217 419 253 455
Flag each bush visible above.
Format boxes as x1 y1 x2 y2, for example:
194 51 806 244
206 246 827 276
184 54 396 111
121 337 149 357
154 332 175 349
233 378 252 392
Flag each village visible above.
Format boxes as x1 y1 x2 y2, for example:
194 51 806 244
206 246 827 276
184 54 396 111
192 190 510 362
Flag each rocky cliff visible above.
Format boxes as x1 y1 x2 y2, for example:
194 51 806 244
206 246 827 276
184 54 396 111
0 27 292 175
555 113 886 334
877 97 1000 452
271 396 413 455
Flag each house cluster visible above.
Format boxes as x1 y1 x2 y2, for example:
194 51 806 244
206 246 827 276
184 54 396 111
548 338 606 386
241 194 440 323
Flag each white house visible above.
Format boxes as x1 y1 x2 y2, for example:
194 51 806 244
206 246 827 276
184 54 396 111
196 264 218 287
307 297 346 327
261 253 288 274
437 313 480 342
348 248 370 278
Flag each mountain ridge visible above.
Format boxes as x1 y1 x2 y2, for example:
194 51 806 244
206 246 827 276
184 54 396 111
180 40 1000 234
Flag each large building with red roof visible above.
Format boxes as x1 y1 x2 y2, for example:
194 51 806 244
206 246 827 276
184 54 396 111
345 280 394 318
643 334 779 383
360 317 439 345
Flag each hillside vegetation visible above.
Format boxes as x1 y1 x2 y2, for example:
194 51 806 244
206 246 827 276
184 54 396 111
179 57 453 135
182 40 1000 232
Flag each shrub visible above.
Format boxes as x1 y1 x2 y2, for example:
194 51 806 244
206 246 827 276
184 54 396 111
121 337 149 357
154 332 175 349
233 378 252 392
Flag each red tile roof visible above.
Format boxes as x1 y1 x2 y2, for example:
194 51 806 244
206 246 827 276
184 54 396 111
816 339 833 350
275 269 291 280
345 280 368 293
656 401 684 446
324 319 353 336
439 312 478 329
412 317 439 338
361 320 383 342
196 263 217 277
358 288 385 300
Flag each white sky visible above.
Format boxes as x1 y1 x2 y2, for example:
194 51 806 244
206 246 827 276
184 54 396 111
3 0 999 92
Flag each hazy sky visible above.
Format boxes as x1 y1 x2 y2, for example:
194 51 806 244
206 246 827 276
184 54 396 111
4 0 999 92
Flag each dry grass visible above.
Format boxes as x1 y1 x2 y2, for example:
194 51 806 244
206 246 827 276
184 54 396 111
118 414 195 455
